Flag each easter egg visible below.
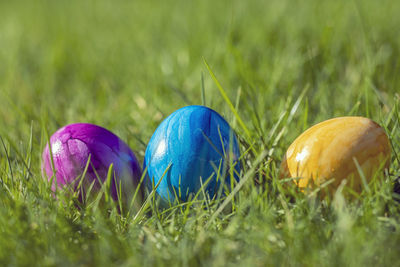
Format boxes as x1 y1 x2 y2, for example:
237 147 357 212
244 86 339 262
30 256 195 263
143 105 241 203
42 123 142 202
393 177 400 202
280 117 391 193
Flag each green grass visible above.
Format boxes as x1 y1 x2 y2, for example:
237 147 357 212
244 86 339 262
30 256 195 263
1 0 400 266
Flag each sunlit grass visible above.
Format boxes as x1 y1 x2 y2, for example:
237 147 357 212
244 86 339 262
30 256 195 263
0 0 399 265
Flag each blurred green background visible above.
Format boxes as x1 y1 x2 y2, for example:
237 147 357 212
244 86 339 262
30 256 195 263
1 0 399 149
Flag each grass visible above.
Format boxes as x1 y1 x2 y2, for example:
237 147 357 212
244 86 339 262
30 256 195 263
0 0 400 266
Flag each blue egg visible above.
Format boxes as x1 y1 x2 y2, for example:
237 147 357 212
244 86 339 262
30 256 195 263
143 105 241 204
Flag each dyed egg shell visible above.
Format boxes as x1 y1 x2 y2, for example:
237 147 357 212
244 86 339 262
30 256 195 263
280 117 391 192
393 177 400 202
42 123 142 201
143 105 241 203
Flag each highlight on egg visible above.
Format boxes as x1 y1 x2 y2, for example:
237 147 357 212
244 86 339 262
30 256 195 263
42 123 143 203
280 117 391 194
143 105 241 204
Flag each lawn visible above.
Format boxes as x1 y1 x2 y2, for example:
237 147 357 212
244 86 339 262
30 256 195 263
0 0 400 266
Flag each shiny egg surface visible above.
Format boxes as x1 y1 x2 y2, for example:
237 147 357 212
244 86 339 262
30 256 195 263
280 117 391 192
42 123 142 201
144 105 241 203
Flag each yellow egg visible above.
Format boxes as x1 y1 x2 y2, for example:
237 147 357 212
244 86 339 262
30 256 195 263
280 117 391 193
